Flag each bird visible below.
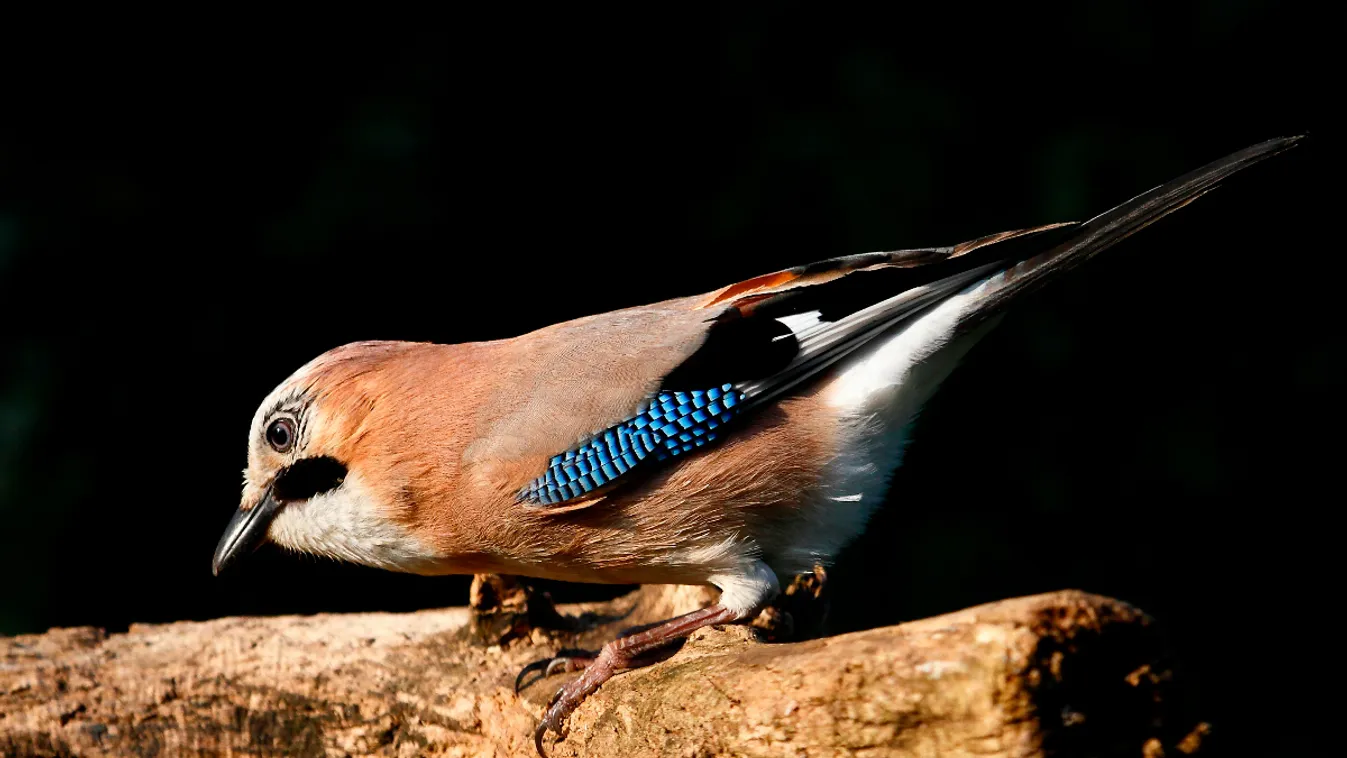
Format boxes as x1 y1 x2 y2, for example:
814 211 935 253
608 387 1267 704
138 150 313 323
213 136 1300 755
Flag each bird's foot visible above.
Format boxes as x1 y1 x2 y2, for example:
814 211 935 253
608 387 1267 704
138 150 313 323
527 604 740 757
532 643 623 756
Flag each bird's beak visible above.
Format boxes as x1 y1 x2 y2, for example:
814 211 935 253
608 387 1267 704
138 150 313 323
212 485 283 576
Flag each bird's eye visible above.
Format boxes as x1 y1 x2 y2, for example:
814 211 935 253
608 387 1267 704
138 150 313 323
266 418 296 452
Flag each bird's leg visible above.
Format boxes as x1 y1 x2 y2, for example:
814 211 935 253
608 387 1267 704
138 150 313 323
532 603 742 756
515 643 683 693
515 614 692 693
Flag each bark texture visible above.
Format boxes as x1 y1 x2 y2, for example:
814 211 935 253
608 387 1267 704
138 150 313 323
0 586 1208 757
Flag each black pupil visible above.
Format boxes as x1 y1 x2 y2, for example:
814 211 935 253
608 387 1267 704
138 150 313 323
268 420 292 449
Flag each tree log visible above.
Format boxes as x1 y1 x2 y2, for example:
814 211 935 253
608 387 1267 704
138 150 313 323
0 586 1207 757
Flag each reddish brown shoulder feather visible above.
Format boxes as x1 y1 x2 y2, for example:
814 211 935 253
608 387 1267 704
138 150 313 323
696 222 1076 312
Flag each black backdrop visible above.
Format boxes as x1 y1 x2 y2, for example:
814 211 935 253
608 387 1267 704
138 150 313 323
0 5 1337 754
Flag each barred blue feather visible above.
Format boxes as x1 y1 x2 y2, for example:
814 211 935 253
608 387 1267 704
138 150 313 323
518 384 745 506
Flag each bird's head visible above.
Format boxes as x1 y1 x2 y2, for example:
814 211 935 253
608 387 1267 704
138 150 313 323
211 340 452 576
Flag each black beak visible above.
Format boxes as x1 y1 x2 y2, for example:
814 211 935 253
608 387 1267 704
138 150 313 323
212 486 282 576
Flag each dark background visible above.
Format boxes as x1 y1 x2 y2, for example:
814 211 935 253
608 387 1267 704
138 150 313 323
0 5 1336 754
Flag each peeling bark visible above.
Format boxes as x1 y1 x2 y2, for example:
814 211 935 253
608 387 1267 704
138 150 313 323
0 587 1206 757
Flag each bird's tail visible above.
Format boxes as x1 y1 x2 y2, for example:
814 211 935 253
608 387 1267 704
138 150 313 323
951 135 1303 336
718 135 1303 408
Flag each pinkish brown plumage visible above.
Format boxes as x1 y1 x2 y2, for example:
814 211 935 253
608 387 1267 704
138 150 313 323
213 136 1301 755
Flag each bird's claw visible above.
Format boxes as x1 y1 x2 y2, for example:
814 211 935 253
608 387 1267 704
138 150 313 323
533 714 556 757
514 657 553 694
533 684 571 757
514 649 597 694
533 665 604 757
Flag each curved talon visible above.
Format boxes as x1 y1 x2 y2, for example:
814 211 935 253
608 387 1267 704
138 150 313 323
534 685 572 757
545 656 583 677
515 650 598 693
534 719 550 758
515 658 554 693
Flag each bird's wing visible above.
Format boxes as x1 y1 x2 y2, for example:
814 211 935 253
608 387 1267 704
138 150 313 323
479 136 1300 511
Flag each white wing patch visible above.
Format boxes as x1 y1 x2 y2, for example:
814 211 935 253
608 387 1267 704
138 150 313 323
775 310 822 336
759 274 1006 578
826 281 986 414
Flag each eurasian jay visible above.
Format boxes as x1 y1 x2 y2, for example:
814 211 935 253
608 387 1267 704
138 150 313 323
212 136 1300 754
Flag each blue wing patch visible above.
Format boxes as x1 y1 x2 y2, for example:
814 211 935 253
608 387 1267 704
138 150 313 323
518 384 745 506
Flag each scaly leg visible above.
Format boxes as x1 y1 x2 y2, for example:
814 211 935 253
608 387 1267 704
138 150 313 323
525 560 781 755
515 645 677 694
515 613 708 694
531 603 742 756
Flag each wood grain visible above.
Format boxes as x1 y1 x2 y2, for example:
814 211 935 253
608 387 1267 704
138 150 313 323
0 586 1207 757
